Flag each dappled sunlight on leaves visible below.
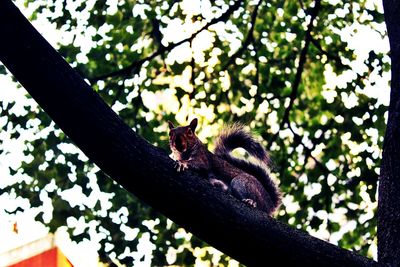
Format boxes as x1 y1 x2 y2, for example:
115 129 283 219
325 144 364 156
0 0 390 265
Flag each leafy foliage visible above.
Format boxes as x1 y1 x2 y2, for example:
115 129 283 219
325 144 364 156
0 0 388 265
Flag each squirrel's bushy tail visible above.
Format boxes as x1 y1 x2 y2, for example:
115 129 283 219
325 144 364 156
214 123 270 166
214 124 281 213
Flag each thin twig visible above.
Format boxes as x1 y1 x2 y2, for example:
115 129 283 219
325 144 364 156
267 0 322 149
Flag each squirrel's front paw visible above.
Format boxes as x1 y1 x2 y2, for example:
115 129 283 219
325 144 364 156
174 161 188 172
242 198 257 208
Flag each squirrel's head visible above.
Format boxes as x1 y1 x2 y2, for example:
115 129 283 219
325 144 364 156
168 118 199 155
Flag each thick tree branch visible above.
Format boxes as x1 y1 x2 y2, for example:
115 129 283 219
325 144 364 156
0 1 377 266
378 0 400 265
89 0 243 83
268 0 321 149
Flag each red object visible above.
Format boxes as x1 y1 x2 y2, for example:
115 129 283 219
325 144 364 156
8 247 73 267
12 222 18 234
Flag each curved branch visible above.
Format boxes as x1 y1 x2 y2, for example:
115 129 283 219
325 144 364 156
89 0 244 83
0 1 377 266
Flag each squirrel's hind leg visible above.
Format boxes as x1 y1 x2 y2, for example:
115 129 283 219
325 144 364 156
230 176 266 211
209 176 229 192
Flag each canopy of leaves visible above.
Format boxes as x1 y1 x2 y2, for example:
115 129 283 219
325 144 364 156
0 0 389 265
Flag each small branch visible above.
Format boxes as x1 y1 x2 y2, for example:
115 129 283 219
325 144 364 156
189 39 196 100
89 0 243 83
287 122 336 187
267 0 322 149
88 52 152 83
222 0 261 70
287 123 335 239
254 42 260 87
109 17 165 106
299 0 305 10
309 36 350 69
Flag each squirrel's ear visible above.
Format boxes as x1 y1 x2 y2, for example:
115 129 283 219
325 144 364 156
168 121 175 129
189 118 198 132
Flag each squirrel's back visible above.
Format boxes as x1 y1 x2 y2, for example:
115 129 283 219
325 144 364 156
214 124 281 213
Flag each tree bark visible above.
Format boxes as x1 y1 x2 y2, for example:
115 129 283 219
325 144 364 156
378 0 400 265
0 1 377 266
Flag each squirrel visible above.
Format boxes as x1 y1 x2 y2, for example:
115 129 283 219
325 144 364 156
168 118 281 215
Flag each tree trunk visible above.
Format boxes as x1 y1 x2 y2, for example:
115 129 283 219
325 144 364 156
0 1 378 266
378 0 400 265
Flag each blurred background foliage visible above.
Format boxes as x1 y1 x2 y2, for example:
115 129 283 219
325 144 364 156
0 0 389 266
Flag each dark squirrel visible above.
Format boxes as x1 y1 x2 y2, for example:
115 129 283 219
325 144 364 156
168 118 281 215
